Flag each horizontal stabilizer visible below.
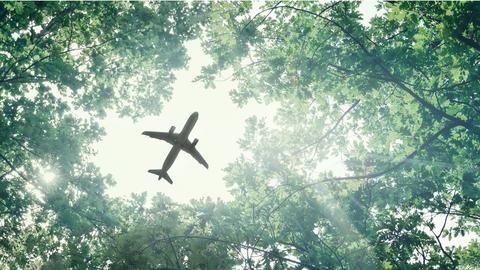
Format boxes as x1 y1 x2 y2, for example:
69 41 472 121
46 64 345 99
162 172 173 184
148 169 173 184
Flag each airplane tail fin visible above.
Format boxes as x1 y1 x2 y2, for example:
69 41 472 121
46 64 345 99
148 169 173 184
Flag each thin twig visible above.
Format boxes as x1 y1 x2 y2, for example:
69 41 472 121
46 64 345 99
430 195 456 267
275 4 480 138
294 99 360 155
270 121 457 217
150 235 324 270
0 153 29 182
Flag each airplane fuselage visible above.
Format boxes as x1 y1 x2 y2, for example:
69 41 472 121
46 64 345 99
162 145 181 172
162 112 198 171
176 111 198 145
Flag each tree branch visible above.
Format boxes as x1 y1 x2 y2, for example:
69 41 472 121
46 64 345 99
0 169 13 180
165 232 182 270
0 32 120 86
0 153 29 182
275 4 480 138
0 4 77 83
35 5 77 40
384 73 480 137
271 121 458 217
241 1 282 34
10 137 41 158
283 236 346 270
294 99 360 155
454 33 480 52
148 235 324 270
327 63 394 83
430 196 456 267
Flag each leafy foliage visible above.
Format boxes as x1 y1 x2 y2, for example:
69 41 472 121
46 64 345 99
0 2 207 268
196 1 480 269
1 1 479 269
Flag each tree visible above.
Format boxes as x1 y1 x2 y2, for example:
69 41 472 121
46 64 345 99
100 193 241 270
196 1 480 268
0 2 207 268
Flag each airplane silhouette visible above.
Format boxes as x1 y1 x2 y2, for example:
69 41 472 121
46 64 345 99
142 112 208 184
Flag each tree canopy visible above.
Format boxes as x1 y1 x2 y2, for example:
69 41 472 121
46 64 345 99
1 1 479 270
0 2 207 268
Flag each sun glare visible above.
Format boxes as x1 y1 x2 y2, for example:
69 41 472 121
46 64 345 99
41 170 56 184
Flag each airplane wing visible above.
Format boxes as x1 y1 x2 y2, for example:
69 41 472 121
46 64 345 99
142 131 178 145
184 143 209 169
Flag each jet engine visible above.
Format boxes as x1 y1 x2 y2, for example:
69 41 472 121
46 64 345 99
191 138 199 147
169 126 175 134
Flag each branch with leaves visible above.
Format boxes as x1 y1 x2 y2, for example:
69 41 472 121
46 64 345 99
269 121 458 217
269 3 480 138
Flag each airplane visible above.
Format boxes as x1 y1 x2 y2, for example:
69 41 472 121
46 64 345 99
142 112 208 184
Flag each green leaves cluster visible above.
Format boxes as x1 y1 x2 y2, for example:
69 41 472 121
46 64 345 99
2 1 480 269
195 1 480 269
0 2 207 268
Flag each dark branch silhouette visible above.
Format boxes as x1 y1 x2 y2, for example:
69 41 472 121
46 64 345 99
295 99 360 155
270 4 480 138
270 121 458 217
141 235 325 270
0 153 29 182
0 169 13 180
430 195 456 267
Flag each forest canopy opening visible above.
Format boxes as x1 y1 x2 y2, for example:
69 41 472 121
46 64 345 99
0 1 479 269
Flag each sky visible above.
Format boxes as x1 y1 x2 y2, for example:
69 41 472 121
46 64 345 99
90 1 382 204
91 40 277 203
